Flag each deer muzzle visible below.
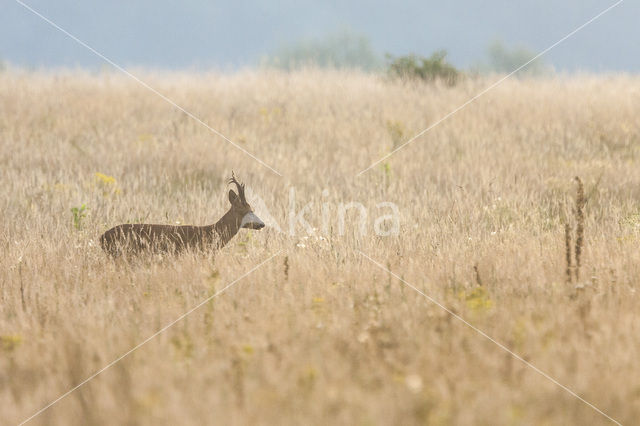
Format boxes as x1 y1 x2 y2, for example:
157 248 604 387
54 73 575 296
240 212 265 229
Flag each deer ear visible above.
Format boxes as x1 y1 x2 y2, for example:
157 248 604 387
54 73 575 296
229 189 239 204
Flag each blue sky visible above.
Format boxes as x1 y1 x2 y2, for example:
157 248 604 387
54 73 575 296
1 0 636 72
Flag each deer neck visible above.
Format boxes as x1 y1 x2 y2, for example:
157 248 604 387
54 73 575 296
211 208 242 248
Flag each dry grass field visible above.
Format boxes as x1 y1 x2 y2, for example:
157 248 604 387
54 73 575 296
1 69 640 425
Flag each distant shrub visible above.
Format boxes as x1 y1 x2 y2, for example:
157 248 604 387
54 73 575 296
386 50 461 85
477 40 552 77
264 30 382 71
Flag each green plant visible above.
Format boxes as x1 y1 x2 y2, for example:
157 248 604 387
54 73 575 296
386 50 460 85
0 335 23 352
457 286 493 313
382 161 392 183
564 177 586 284
70 204 87 230
94 172 120 196
386 120 405 150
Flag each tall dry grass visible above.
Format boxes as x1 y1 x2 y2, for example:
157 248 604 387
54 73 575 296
1 69 640 425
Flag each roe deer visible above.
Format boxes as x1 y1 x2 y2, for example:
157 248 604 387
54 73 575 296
100 173 264 257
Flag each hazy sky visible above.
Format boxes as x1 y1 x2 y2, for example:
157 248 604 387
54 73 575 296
1 0 637 72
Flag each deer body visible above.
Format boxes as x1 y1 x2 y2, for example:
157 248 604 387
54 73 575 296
100 174 264 257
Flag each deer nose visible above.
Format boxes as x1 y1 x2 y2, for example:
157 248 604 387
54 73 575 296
240 212 265 230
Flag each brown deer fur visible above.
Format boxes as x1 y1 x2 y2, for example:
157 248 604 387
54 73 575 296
100 174 264 257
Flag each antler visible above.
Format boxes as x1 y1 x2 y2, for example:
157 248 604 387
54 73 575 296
228 171 246 203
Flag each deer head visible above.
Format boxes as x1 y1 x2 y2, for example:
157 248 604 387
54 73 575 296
228 172 265 230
